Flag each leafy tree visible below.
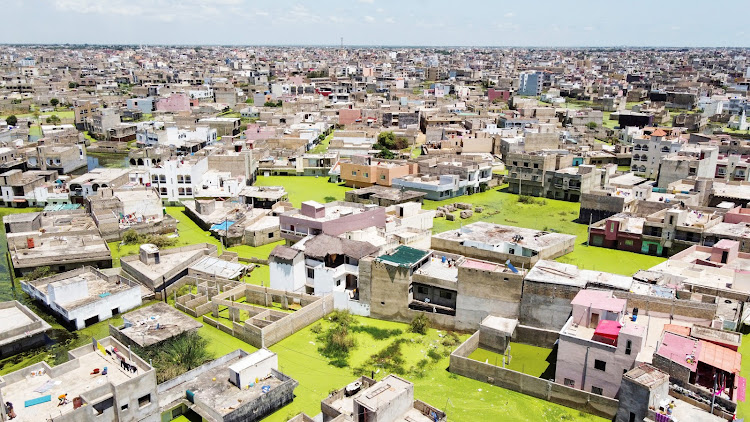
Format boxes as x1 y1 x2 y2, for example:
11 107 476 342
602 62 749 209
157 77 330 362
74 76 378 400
46 115 61 125
587 122 598 129
50 98 59 108
68 81 78 89
376 131 409 151
409 314 430 335
5 115 17 126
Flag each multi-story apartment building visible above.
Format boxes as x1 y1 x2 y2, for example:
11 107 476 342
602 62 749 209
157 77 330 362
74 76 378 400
630 129 682 179
0 336 159 422
556 290 645 398
339 155 416 188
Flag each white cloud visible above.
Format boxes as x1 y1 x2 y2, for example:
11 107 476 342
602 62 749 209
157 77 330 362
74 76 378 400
504 12 514 18
358 0 375 3
376 7 384 13
385 17 396 24
583 26 595 31
54 0 143 16
364 15 375 23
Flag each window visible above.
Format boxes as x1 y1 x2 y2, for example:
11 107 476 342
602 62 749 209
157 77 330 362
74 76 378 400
591 386 603 395
268 232 274 238
364 173 368 178
533 163 539 169
138 394 151 408
508 248 515 255
594 360 606 371
121 404 128 411
523 162 529 167
629 412 636 422
624 240 634 246
625 340 632 355
307 268 314 278
439 291 453 300
380 175 386 180
336 279 341 287
417 286 428 294
352 171 357 176
564 378 575 387
512 161 518 166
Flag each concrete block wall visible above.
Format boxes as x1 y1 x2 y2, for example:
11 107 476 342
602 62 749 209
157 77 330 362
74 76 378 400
449 332 619 419
611 291 716 323
519 281 582 330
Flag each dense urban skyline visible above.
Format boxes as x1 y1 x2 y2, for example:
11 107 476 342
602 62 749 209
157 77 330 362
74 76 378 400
2 0 748 47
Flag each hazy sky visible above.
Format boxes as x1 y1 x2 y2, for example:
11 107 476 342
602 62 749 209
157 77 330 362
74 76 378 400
2 0 748 47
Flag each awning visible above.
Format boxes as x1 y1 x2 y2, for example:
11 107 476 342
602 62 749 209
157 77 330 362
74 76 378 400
698 340 741 374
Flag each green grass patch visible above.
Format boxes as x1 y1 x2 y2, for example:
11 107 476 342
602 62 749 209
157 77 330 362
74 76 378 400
263 315 604 422
254 176 349 207
469 343 555 378
309 131 334 154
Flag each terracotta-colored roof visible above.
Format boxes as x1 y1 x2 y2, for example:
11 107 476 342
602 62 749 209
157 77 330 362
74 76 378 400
663 324 691 337
652 129 667 137
699 340 742 374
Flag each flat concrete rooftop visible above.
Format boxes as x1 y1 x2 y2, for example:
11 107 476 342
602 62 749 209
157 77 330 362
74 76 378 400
0 341 147 422
30 270 132 311
11 235 111 268
0 301 51 346
159 354 283 417
433 222 577 251
118 302 203 348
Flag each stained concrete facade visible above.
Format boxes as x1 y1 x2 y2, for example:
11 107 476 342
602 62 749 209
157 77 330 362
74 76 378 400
0 336 159 422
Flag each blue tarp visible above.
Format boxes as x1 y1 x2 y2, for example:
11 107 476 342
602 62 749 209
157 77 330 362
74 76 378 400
25 395 51 407
210 221 235 231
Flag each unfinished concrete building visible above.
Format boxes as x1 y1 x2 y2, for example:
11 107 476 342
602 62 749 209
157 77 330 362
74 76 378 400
108 302 203 349
360 245 527 331
321 375 446 422
21 267 143 330
0 336 159 422
120 243 219 292
6 210 112 276
431 222 576 268
177 282 333 349
158 349 298 422
0 301 51 358
86 187 174 241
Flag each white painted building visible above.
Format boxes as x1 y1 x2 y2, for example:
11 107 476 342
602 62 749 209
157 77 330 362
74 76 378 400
149 157 208 202
21 267 142 330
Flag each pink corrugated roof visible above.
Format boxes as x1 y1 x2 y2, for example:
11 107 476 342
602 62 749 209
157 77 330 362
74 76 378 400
657 332 700 372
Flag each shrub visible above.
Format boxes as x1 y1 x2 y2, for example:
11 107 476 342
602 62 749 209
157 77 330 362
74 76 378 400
318 311 357 367
5 115 17 126
409 314 430 335
26 266 52 281
122 229 140 244
354 339 407 376
441 331 461 347
427 348 442 361
310 323 322 334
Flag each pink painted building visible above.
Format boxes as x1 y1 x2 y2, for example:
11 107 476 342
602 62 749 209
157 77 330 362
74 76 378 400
555 289 645 398
338 108 362 126
156 93 191 113
244 124 276 141
723 206 750 225
488 88 511 103
279 200 386 244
